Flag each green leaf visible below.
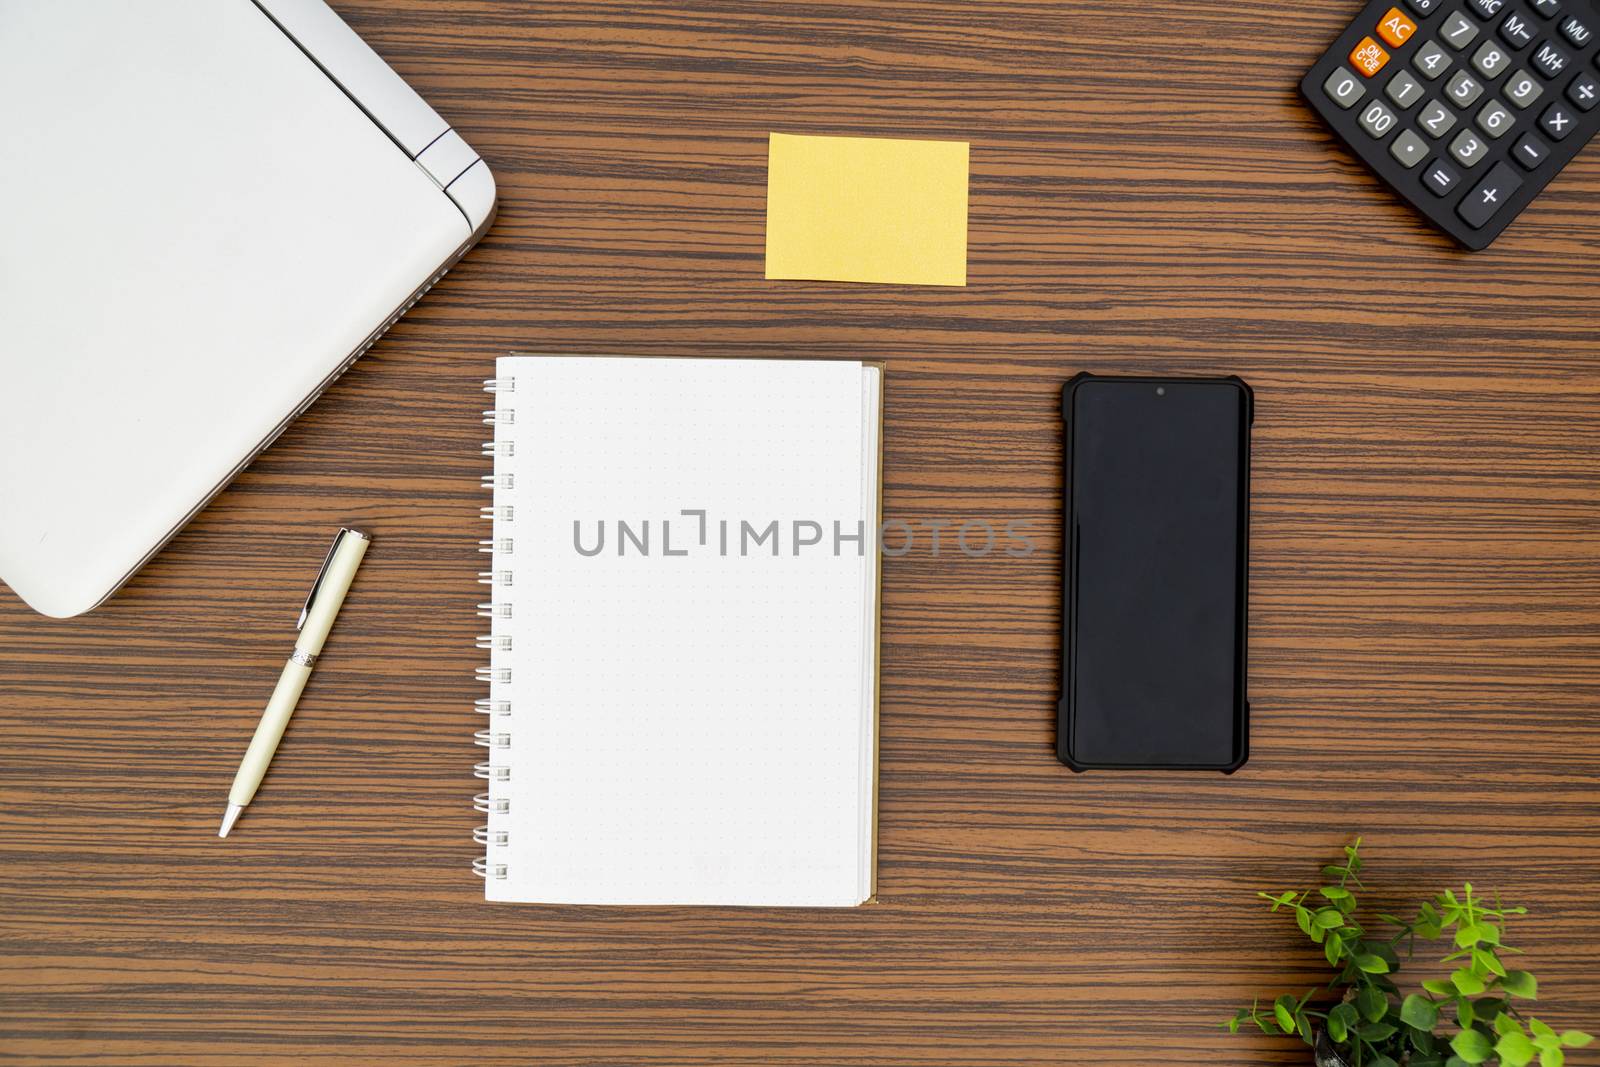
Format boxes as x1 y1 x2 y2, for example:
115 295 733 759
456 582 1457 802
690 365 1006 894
1322 886 1352 900
1296 908 1313 937
1358 985 1389 1022
1324 935 1343 967
1495 1013 1524 1038
1423 978 1457 997
1446 1059 1471 1067
1371 1057 1399 1067
1328 1008 1348 1043
1457 924 1485 948
1496 1031 1537 1067
1474 997 1506 1018
1475 948 1507 977
1539 1048 1564 1067
1313 908 1345 929
1361 1021 1398 1042
1357 954 1392 975
1502 970 1538 999
1530 1019 1556 1041
1401 994 1439 1030
1452 968 1487 995
1478 923 1501 945
1297 1013 1314 1044
1273 995 1296 1034
1562 1031 1593 1048
1452 1028 1493 1064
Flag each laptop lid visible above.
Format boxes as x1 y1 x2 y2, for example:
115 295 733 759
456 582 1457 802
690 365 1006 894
0 0 493 617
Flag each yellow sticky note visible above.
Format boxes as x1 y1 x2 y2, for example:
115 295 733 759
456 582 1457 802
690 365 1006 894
765 132 969 286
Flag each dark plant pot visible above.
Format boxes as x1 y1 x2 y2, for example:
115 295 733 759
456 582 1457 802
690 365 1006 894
1314 1029 1353 1067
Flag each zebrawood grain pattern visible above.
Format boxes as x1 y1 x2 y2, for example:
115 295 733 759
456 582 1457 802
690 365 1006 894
3 0 1598 1063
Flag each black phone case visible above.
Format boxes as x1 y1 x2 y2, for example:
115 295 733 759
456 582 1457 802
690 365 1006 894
1057 373 1253 774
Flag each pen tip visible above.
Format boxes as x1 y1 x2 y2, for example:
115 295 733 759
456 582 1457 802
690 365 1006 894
218 803 243 838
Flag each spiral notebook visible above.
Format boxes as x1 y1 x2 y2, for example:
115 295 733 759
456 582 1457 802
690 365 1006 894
475 355 883 906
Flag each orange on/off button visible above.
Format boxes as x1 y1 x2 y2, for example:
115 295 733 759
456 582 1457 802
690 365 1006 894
1350 35 1391 77
1377 6 1418 47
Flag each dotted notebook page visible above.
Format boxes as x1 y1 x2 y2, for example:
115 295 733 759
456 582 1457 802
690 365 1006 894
488 355 874 906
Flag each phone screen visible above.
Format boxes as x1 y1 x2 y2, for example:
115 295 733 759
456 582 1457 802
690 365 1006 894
1061 377 1250 769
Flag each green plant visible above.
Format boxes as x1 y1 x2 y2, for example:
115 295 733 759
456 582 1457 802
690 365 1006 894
1226 839 1592 1067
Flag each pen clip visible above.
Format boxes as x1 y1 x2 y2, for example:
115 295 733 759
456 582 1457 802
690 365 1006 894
298 527 366 630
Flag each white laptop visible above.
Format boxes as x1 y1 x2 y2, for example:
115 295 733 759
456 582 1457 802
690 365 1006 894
0 1 496 618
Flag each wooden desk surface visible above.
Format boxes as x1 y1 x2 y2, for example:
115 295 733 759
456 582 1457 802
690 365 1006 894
3 1 1598 1063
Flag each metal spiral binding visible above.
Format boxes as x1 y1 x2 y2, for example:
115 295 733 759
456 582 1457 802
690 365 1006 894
475 697 511 716
475 375 516 882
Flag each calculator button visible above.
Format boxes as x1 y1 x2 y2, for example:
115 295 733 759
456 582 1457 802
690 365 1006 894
1500 12 1538 48
1324 67 1369 108
1450 127 1492 164
1386 69 1427 108
1379 6 1420 47
1559 15 1593 46
1359 99 1401 136
1531 0 1562 16
1504 69 1546 107
1447 70 1486 106
1390 128 1431 167
1567 71 1600 110
1531 40 1571 78
1457 162 1523 227
1512 131 1552 167
1419 98 1460 136
1540 99 1577 137
1406 0 1442 13
1473 40 1513 77
1442 12 1482 48
1413 39 1455 78
1351 36 1393 77
1477 98 1517 136
1467 0 1506 20
1423 157 1463 193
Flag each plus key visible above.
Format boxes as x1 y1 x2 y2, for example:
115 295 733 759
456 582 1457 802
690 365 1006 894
1457 162 1525 228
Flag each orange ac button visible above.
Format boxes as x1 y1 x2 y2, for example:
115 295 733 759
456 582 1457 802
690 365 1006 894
1378 6 1418 47
1350 35 1391 77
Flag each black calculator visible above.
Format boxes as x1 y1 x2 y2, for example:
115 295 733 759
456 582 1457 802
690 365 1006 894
1302 0 1600 249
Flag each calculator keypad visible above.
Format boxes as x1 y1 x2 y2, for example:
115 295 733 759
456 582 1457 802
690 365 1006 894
1473 39 1514 75
1505 68 1546 104
1304 0 1600 247
1420 97 1461 133
1387 68 1429 104
1443 12 1482 47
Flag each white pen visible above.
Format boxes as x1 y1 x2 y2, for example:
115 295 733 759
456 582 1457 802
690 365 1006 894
219 527 371 837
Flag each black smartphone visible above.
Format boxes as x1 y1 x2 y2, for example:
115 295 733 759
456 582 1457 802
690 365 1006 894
1058 374 1252 772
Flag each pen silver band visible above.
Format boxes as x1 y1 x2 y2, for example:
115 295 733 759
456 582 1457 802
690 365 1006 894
289 649 317 667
